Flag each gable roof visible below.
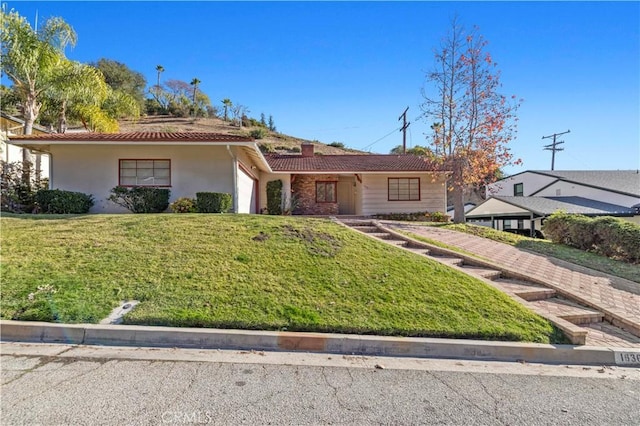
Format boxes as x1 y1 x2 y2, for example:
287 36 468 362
265 154 443 173
466 195 635 218
501 170 640 198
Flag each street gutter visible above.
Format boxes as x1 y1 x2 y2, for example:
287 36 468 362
1 320 638 367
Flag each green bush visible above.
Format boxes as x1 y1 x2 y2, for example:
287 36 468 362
196 192 232 213
170 197 197 213
372 211 450 222
108 186 170 213
266 180 282 215
35 189 94 214
328 142 345 148
543 211 640 263
249 128 267 139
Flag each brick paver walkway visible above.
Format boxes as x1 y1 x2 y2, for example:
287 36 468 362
384 222 640 347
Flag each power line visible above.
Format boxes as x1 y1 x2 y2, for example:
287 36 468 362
542 129 570 170
360 127 401 151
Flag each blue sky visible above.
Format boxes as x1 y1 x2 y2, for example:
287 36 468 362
4 1 639 174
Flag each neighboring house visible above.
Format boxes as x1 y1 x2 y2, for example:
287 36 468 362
466 170 640 235
7 133 449 215
1 111 52 179
447 203 476 216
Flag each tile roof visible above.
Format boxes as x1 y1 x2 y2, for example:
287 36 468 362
530 170 640 197
8 132 253 142
265 154 442 172
478 196 635 216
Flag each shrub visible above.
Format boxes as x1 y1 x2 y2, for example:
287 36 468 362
170 197 196 213
108 186 170 213
372 211 449 222
258 143 275 153
249 128 267 139
266 180 282 215
1 160 47 213
543 211 640 263
328 142 345 149
196 192 232 213
35 189 94 214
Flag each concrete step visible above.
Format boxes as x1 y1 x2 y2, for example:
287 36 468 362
387 240 409 248
460 266 502 280
430 255 464 266
367 232 392 239
529 298 604 325
493 278 557 301
404 247 430 256
350 225 379 233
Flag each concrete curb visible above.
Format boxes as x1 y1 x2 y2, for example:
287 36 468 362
2 320 639 367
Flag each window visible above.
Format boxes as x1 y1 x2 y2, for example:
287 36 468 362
316 181 337 203
119 159 171 186
388 178 420 201
513 182 523 196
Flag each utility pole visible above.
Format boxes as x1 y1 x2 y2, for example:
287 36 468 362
542 129 570 170
398 107 410 154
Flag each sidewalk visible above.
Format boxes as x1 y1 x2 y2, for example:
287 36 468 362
383 222 640 348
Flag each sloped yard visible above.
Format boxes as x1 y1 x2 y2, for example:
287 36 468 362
1 214 558 343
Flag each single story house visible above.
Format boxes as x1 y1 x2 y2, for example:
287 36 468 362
467 170 640 235
8 132 449 215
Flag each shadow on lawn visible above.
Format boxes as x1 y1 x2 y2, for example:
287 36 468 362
1 213 90 221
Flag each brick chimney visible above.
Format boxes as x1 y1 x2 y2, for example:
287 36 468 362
301 143 314 157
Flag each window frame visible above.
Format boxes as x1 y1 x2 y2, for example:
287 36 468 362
315 181 337 203
388 177 421 201
513 182 524 197
118 159 172 187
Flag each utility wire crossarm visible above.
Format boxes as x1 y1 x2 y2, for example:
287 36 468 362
398 107 410 154
542 129 570 170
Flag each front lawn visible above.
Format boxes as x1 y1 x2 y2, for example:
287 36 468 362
1 214 557 343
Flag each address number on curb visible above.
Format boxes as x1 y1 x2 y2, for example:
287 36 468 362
615 352 640 365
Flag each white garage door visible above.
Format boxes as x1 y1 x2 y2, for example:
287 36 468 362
237 167 257 214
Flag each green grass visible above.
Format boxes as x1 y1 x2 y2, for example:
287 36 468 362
430 223 640 283
1 214 558 343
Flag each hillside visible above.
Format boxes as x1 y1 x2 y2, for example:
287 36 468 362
118 115 366 155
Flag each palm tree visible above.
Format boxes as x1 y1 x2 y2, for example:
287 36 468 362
190 78 201 104
1 9 76 184
155 65 164 88
44 60 140 133
221 98 232 121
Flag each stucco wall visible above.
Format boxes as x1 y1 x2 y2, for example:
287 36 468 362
534 181 639 207
360 173 447 216
49 145 234 213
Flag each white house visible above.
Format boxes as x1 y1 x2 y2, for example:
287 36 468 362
466 170 640 235
8 133 449 215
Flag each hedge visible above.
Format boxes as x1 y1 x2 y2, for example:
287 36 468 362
266 180 283 215
35 189 94 214
543 211 640 263
196 192 232 213
108 186 170 213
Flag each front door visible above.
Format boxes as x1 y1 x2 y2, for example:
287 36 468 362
337 177 355 215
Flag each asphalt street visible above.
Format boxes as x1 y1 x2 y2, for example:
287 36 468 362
1 343 639 425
